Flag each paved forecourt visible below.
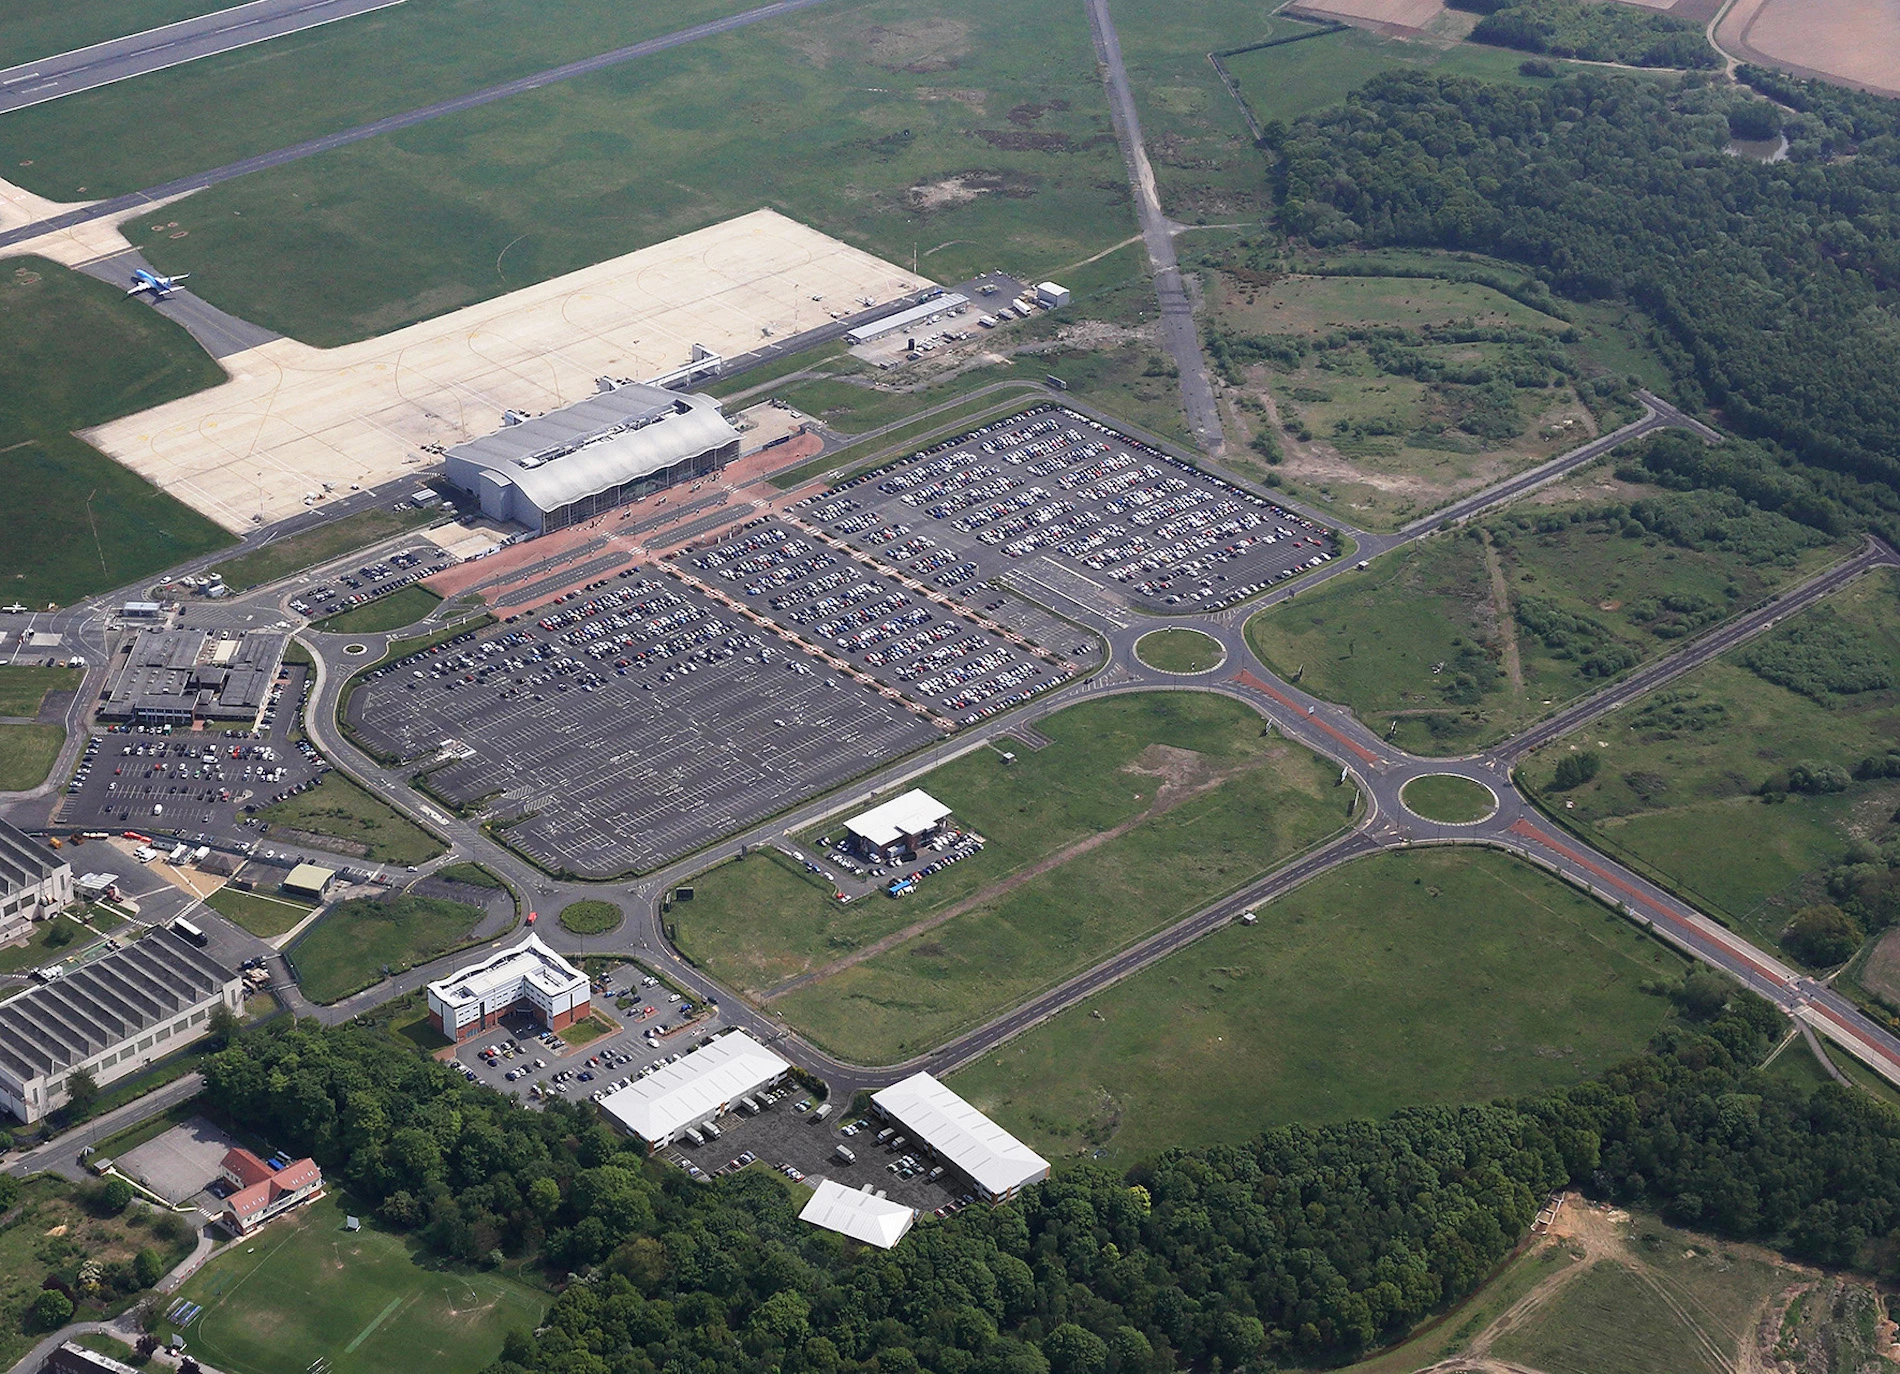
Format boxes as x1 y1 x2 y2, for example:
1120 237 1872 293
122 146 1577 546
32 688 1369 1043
83 209 930 533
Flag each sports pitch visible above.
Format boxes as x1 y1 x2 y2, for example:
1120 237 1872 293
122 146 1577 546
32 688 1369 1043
166 1194 544 1374
83 209 930 533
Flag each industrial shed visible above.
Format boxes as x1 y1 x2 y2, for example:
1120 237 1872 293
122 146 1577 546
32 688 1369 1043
799 1179 915 1248
597 1030 790 1150
870 1072 1050 1202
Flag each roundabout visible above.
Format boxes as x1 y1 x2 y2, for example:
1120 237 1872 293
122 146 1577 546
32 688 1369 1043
1399 773 1499 824
1133 627 1225 674
342 642 370 655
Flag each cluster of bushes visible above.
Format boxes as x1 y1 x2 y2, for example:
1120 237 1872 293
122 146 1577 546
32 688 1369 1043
1550 751 1599 790
1513 595 1642 678
1743 610 1896 705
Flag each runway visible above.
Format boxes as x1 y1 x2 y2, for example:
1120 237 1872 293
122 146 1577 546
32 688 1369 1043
0 0 406 115
0 0 844 255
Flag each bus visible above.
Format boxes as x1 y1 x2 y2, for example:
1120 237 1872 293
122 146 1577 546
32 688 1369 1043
173 918 208 947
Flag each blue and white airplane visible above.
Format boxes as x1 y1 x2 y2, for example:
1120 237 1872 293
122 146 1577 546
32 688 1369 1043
125 268 188 298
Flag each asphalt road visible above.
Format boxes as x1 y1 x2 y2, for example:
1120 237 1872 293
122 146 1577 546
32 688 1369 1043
1084 0 1227 458
0 0 404 115
0 0 846 254
75 248 280 358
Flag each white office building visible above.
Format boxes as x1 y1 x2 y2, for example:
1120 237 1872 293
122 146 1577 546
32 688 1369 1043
799 1178 916 1248
597 1030 790 1150
426 933 589 1042
871 1072 1050 1202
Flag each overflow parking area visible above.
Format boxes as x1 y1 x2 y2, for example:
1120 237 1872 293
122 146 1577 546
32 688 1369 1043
791 406 1337 622
344 573 942 877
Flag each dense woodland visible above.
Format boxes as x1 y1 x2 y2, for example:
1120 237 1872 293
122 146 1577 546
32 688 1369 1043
199 991 1900 1372
1270 68 1900 541
1449 0 1718 69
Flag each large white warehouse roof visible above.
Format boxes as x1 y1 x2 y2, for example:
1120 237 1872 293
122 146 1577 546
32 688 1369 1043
799 1179 915 1249
872 1072 1050 1200
598 1030 790 1144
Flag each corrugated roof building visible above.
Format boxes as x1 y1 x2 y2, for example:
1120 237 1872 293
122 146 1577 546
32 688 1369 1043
598 1030 790 1150
0 926 241 1123
444 383 740 534
0 818 70 945
871 1072 1050 1202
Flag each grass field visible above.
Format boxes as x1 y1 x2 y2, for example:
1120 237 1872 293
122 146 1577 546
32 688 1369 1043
1520 569 1900 952
0 664 81 717
88 0 1131 348
1210 272 1602 527
1223 23 1560 130
0 260 231 607
287 893 484 1002
1133 628 1225 673
0 1176 197 1371
949 847 1681 1161
675 692 1329 994
1400 773 1495 822
212 507 440 591
315 585 444 634
164 1193 543 1374
436 861 504 889
1246 486 1853 755
1489 1239 1791 1374
0 912 97 975
260 771 444 865
0 723 63 791
558 900 621 935
206 885 317 939
766 724 1351 1062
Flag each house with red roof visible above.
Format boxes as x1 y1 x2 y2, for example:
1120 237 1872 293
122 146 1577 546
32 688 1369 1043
217 1147 322 1235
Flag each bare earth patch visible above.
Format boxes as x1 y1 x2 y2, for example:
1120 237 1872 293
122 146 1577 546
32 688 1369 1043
1719 0 1900 98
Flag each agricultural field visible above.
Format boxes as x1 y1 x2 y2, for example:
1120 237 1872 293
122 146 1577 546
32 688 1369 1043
1208 271 1604 526
0 1176 198 1372
106 0 1133 348
206 885 318 939
0 664 80 717
1521 568 1900 959
161 1193 544 1374
673 691 1335 995
0 261 231 607
314 585 444 635
0 723 64 791
210 507 439 592
259 771 444 865
286 894 485 1003
949 847 1681 1161
1247 476 1855 754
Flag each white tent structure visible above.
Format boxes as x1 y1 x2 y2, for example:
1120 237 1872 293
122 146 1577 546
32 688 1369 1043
798 1179 916 1248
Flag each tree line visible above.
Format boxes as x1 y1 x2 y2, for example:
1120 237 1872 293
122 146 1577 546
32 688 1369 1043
189 983 1900 1374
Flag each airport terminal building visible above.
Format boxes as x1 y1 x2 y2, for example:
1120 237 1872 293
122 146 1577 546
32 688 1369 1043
97 627 287 728
444 383 742 534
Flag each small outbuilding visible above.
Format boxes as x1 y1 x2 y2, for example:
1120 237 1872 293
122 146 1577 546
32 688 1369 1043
281 863 336 900
799 1179 916 1249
